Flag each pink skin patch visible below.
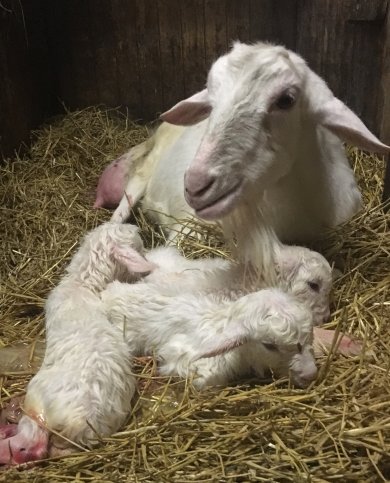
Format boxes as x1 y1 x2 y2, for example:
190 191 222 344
0 425 18 439
0 422 48 465
94 156 128 209
313 327 362 357
111 245 157 274
184 140 217 197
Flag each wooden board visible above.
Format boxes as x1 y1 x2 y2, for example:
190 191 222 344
379 5 390 202
181 0 207 96
1 0 390 189
249 0 297 49
296 0 388 135
0 0 53 158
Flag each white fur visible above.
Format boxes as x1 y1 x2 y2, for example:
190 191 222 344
111 41 389 279
140 244 332 326
111 122 185 224
21 223 147 447
102 283 317 389
102 241 332 390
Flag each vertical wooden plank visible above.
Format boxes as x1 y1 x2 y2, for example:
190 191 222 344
88 1 119 107
204 0 228 67
110 0 142 117
46 0 99 108
0 0 53 158
379 3 390 145
296 0 386 134
135 0 163 119
181 0 207 96
379 4 390 202
226 0 251 45
158 0 185 111
249 0 298 49
46 0 163 120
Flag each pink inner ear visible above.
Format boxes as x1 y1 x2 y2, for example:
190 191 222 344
319 98 390 154
160 89 212 126
194 335 248 360
111 246 157 274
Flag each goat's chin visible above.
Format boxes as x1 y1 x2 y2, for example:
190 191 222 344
194 182 243 220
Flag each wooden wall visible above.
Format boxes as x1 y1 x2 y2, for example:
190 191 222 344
1 0 390 169
44 0 298 121
0 0 54 158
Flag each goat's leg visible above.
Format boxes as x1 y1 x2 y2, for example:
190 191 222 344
313 327 362 357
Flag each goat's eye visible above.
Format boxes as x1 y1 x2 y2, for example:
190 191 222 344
275 92 296 110
263 343 279 352
297 343 302 353
307 281 320 292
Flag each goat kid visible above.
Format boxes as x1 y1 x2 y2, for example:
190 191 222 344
103 282 318 390
0 223 153 465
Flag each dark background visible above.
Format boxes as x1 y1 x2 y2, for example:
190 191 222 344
1 0 389 197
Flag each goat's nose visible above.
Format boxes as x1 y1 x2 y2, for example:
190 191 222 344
184 170 216 198
301 364 318 383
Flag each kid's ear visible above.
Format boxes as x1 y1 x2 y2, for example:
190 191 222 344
111 245 157 274
192 325 248 360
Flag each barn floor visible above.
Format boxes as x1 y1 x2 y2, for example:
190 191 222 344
0 107 389 482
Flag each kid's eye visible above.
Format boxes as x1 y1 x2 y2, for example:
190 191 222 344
307 281 320 292
263 343 279 352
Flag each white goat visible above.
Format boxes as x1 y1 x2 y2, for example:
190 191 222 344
0 224 359 465
109 41 389 279
105 123 184 214
112 242 360 357
138 244 332 326
113 241 360 359
103 281 317 390
0 223 153 464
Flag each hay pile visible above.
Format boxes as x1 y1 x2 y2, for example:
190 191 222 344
0 107 389 481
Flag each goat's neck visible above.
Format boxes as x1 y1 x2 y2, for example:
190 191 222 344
221 200 282 285
64 252 121 294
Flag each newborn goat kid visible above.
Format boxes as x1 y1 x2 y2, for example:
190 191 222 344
142 243 332 326
115 242 360 356
103 282 317 390
102 242 327 390
0 223 154 465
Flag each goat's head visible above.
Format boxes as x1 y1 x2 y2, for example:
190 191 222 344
276 245 332 326
161 41 389 221
193 289 317 387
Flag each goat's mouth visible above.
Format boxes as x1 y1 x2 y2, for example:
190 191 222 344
194 181 243 220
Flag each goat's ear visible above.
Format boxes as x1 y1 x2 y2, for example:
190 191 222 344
111 245 157 274
275 247 301 282
193 325 248 360
160 89 211 126
316 98 390 154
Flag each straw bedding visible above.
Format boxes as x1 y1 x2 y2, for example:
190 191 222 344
0 107 389 482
